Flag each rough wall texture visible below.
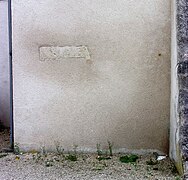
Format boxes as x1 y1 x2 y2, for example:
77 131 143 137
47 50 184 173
0 0 10 127
171 0 188 176
12 0 171 153
176 0 188 177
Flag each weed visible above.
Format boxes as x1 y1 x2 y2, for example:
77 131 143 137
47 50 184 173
96 143 102 156
40 146 47 156
119 154 139 163
96 143 112 161
65 145 78 161
14 143 20 155
54 141 64 155
66 154 77 161
107 141 113 156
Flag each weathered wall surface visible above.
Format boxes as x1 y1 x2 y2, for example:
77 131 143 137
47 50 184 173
170 0 188 176
0 0 10 127
170 0 184 175
12 0 171 153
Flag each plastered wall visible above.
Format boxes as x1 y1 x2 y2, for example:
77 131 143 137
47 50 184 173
0 0 10 127
12 0 171 153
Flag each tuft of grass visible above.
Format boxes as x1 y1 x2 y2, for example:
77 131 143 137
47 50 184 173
119 154 139 163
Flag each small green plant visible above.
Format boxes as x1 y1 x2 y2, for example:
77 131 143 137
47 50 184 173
66 154 77 161
65 145 78 161
119 154 139 163
14 143 20 155
107 141 113 156
146 158 158 165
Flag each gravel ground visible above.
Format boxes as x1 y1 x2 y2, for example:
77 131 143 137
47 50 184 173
0 130 182 179
0 152 182 180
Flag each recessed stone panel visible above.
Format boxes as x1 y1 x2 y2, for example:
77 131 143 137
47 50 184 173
39 46 91 61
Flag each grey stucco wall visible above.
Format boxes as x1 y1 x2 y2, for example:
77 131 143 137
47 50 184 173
0 0 10 127
12 0 171 153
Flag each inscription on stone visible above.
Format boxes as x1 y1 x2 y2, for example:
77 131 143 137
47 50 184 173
39 46 90 61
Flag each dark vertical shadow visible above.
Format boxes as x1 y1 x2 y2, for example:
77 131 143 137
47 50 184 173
8 0 13 149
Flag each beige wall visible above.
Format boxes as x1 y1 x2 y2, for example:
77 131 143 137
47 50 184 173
12 0 171 153
0 0 10 127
